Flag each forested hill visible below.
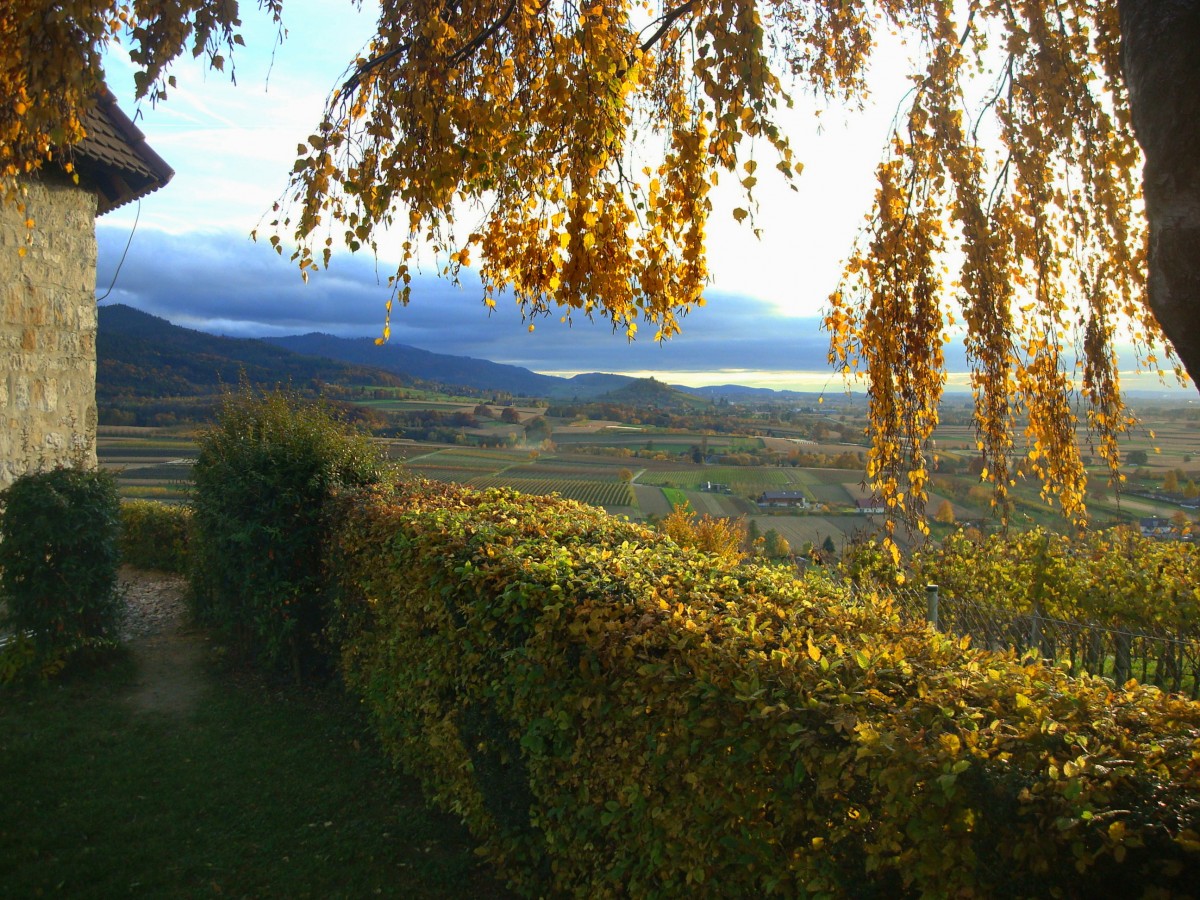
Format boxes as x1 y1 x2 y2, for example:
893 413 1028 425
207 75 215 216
596 377 710 410
98 304 817 404
96 304 414 399
264 334 811 402
265 331 573 397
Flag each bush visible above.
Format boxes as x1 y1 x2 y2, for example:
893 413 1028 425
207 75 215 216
334 481 1200 898
189 385 384 678
658 503 747 565
0 468 124 675
119 500 191 573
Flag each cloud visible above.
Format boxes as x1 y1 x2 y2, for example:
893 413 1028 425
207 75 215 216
96 226 842 376
105 226 1184 392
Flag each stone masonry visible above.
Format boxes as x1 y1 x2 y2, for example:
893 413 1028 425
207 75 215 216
0 176 100 488
0 91 171 491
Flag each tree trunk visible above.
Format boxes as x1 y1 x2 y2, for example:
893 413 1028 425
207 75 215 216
1119 1 1200 387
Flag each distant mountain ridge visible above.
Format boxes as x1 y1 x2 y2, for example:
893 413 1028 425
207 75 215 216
94 304 1188 405
97 304 818 402
96 304 415 398
264 332 814 401
265 332 571 397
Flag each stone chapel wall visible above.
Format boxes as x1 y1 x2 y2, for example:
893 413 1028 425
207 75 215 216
0 177 100 489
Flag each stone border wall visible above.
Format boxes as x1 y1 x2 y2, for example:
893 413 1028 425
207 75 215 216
0 177 99 489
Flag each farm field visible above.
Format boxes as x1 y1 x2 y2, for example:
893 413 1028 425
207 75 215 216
401 466 482 483
405 448 526 471
97 429 199 502
933 408 1200 471
550 420 635 434
785 467 869 487
927 423 980 452
537 453 643 471
678 490 754 518
504 462 631 480
760 436 819 452
634 485 675 518
468 476 636 512
92 398 1199 538
807 483 857 506
462 424 523 440
635 466 804 492
551 432 761 453
745 514 910 554
660 487 690 512
378 439 453 462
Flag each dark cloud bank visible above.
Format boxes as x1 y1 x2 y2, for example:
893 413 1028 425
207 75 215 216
97 225 962 379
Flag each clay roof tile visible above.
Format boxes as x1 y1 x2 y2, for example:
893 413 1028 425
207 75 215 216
71 89 174 215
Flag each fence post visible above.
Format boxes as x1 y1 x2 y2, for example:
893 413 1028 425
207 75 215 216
926 583 939 631
1030 599 1044 659
1114 632 1132 687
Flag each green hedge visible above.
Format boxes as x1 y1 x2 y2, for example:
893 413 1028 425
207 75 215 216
189 386 384 678
119 500 191 573
0 468 123 676
333 480 1200 897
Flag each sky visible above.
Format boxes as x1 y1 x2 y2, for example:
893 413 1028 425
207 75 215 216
91 0 916 389
92 1 1185 394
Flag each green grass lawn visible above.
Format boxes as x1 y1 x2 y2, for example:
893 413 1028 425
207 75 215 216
661 487 690 511
0 654 510 899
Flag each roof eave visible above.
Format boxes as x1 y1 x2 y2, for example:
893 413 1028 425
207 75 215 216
74 89 174 216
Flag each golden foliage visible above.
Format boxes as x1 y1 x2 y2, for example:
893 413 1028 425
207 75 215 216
826 2 1153 545
3 1 1171 534
0 1 280 190
909 526 1200 633
334 481 1200 896
659 502 747 564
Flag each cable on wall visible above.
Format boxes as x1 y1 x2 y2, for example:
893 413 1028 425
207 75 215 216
95 199 141 302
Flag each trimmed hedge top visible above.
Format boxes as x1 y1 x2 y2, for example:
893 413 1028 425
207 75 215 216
188 386 384 677
334 480 1200 898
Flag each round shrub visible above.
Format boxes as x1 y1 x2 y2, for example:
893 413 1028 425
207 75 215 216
119 500 192 573
0 467 124 661
188 385 385 678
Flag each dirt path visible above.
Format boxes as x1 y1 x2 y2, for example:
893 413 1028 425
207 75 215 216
119 567 209 715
